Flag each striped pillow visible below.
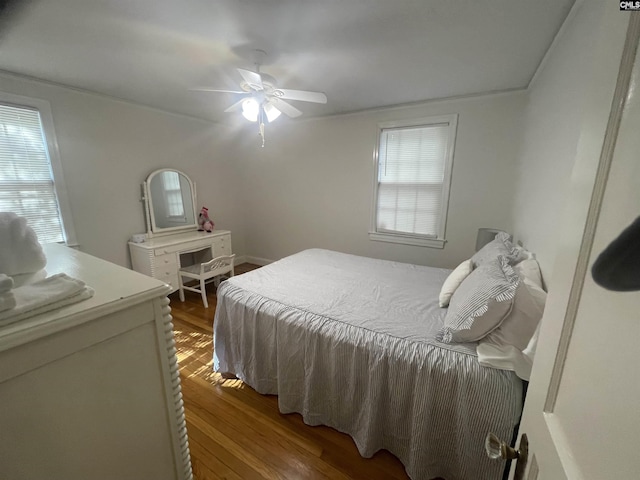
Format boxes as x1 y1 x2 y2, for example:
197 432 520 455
438 256 519 343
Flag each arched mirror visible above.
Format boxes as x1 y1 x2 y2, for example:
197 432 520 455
143 169 197 236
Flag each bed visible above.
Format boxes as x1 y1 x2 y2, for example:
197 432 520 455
213 249 524 480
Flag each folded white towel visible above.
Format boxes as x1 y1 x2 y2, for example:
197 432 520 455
0 273 94 326
0 291 16 312
0 273 14 294
0 212 47 276
12 269 47 288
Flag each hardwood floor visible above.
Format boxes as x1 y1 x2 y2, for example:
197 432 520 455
170 263 411 480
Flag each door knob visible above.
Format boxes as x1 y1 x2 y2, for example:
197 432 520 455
485 432 529 480
486 432 519 460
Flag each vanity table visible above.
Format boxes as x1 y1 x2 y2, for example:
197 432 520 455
129 229 232 292
129 168 232 291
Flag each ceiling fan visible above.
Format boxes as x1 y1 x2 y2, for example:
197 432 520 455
191 52 327 147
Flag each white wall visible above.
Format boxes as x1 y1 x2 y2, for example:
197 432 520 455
1 71 527 272
512 4 629 476
0 73 246 267
237 92 526 268
510 1 626 280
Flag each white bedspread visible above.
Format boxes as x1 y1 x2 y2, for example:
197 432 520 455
214 249 523 480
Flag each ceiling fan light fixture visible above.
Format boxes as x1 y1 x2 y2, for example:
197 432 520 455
192 53 327 145
263 102 282 123
241 98 259 122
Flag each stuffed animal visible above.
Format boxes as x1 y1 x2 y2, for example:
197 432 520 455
198 206 214 232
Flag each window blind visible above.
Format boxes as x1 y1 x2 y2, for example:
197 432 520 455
376 123 449 237
0 103 65 243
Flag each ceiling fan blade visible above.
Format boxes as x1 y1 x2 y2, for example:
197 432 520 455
189 88 247 94
237 68 263 90
270 98 303 118
224 99 246 113
276 89 327 104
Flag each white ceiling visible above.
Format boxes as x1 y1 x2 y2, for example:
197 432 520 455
0 0 575 122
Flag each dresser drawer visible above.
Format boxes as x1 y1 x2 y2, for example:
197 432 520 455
154 265 176 279
155 239 210 256
157 271 179 291
212 234 232 257
154 253 177 269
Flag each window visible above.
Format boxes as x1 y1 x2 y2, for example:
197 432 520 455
370 115 457 248
0 93 76 244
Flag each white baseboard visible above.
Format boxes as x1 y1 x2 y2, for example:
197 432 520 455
234 255 248 265
242 255 274 266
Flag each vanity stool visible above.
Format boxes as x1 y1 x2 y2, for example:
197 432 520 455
177 254 235 308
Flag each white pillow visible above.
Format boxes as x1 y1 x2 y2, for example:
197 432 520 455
438 256 519 343
513 245 535 262
514 258 543 290
438 259 474 307
476 279 546 380
517 322 542 380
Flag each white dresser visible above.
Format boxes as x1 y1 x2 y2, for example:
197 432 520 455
129 230 232 292
0 243 192 480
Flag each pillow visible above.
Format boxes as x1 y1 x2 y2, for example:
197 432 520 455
481 281 546 350
438 255 519 343
438 259 474 307
514 244 535 262
471 232 524 267
476 276 546 380
519 322 542 379
514 258 543 290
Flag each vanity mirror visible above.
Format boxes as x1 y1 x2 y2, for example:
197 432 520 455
142 169 197 237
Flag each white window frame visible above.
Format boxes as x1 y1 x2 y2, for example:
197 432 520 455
369 114 457 248
0 91 78 246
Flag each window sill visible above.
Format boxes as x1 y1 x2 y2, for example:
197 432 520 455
368 232 446 248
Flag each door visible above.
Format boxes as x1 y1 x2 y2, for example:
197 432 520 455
512 12 640 480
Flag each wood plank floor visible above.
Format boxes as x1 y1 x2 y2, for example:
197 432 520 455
169 263 412 480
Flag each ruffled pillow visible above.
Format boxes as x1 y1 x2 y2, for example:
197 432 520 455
438 256 519 343
471 231 526 267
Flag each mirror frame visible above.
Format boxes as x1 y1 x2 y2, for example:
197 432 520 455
142 168 198 237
